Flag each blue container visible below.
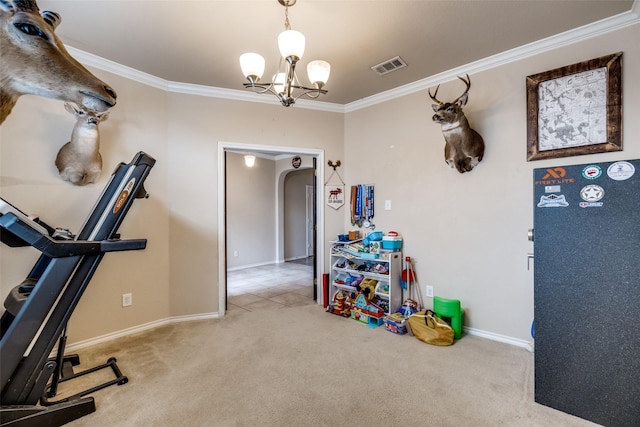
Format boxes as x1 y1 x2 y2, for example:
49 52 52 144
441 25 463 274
382 236 402 250
367 231 383 241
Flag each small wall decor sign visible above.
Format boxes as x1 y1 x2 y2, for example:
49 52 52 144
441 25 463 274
526 52 622 161
326 185 344 210
291 156 302 168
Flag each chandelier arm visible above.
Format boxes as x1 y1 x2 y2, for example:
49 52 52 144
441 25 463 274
292 87 329 101
243 82 294 106
243 82 276 95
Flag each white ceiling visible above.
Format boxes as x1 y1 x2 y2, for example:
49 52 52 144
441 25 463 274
39 0 635 106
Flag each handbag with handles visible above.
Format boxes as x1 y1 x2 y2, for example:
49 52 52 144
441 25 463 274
407 309 454 346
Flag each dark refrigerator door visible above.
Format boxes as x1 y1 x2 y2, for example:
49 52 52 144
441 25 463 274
533 159 640 427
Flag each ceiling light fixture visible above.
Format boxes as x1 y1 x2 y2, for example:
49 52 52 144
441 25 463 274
239 0 330 107
244 154 256 167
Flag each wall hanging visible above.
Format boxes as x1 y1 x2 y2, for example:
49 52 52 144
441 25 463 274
428 74 485 174
350 184 374 229
0 0 117 126
526 52 622 161
325 160 344 210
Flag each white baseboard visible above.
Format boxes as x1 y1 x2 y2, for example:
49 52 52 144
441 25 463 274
465 327 535 352
284 255 311 262
65 312 220 352
227 260 280 272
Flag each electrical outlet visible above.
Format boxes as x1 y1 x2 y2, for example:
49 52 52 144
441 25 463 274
384 200 392 210
426 286 434 298
122 293 132 307
233 250 239 257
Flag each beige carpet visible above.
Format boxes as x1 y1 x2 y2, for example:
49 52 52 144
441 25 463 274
61 304 599 427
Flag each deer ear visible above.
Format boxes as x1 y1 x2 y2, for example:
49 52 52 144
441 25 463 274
41 11 61 30
456 93 469 107
98 111 110 122
64 102 83 116
431 104 439 112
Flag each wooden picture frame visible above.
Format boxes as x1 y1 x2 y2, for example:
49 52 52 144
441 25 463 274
526 52 622 161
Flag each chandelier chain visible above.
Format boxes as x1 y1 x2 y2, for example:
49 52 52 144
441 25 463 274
284 5 291 30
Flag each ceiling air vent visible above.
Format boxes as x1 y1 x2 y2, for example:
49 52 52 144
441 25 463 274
371 56 407 76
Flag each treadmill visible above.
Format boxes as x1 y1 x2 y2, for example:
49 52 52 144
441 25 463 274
0 151 155 426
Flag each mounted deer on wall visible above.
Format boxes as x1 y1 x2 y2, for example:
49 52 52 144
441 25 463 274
55 103 108 185
0 0 117 125
429 74 485 174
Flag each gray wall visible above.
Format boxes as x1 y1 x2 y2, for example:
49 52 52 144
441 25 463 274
284 168 314 260
226 152 277 269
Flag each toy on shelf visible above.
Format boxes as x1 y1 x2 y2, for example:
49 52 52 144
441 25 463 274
351 293 385 327
327 290 352 317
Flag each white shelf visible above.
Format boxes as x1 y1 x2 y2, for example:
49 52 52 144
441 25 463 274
328 244 402 316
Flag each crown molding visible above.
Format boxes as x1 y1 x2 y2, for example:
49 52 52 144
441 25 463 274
343 3 640 113
67 2 638 115
67 46 344 113
67 46 169 91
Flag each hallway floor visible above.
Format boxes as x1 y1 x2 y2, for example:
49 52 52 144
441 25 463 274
227 258 316 312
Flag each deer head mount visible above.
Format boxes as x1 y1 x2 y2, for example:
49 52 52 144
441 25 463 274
429 74 485 174
55 103 109 186
0 0 117 125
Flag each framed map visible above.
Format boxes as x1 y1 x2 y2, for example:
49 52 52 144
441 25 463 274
526 52 622 161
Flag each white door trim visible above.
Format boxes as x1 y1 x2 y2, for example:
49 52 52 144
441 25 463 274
217 141 325 316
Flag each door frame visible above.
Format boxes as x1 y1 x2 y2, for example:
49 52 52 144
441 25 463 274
305 184 314 257
217 141 325 316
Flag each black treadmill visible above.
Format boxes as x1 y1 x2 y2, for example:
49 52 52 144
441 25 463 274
0 151 155 426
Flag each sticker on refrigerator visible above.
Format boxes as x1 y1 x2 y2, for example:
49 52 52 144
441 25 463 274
581 165 602 180
579 184 604 208
580 185 605 202
537 194 569 208
535 167 575 186
607 161 635 181
545 185 561 193
579 202 603 208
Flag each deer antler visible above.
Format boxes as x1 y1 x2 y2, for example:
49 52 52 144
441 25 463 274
428 85 442 105
452 74 471 105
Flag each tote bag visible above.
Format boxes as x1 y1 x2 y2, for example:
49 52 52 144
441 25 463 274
407 309 454 346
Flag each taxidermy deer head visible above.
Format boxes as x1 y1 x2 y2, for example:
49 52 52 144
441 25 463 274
55 103 108 185
0 0 117 125
429 74 485 173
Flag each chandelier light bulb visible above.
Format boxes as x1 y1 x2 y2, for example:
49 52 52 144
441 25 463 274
240 53 265 81
307 60 331 86
278 30 305 61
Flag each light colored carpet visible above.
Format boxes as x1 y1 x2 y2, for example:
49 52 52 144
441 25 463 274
63 304 599 426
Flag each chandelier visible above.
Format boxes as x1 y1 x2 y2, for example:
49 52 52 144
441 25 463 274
239 0 330 107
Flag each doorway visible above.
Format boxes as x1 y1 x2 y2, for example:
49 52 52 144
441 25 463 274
217 142 325 316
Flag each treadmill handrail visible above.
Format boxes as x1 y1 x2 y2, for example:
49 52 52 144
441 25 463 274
0 212 146 257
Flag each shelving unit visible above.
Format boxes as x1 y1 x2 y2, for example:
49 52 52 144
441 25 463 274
328 241 402 316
